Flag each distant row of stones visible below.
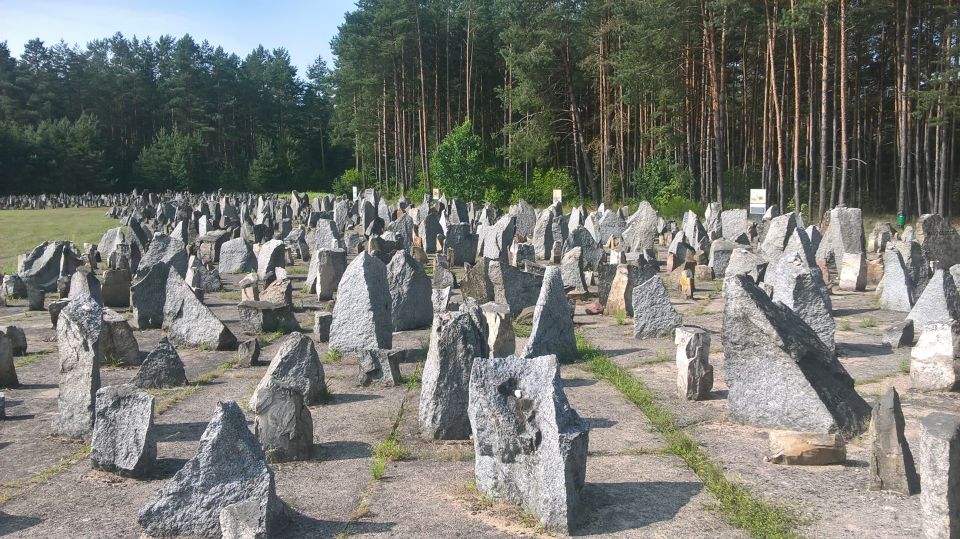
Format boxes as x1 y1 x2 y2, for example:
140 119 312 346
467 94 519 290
3 186 960 536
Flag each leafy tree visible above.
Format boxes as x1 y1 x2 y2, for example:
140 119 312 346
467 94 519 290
431 121 488 202
134 128 208 191
248 140 289 191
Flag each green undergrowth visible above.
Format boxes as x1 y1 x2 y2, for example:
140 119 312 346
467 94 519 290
406 361 424 389
14 352 47 368
513 322 532 338
575 332 801 538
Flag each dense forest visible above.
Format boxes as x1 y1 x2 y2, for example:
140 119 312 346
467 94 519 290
0 1 957 220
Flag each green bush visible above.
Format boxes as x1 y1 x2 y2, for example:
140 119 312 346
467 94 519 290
509 167 576 207
332 168 363 196
631 155 699 221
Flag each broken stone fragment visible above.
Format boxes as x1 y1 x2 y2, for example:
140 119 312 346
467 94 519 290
766 431 846 465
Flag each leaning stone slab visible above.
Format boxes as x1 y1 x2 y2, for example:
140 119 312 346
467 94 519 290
138 401 285 538
52 296 103 439
131 262 169 329
675 326 713 400
329 252 393 353
918 413 960 539
420 306 490 440
722 275 870 435
883 320 915 349
20 240 80 292
468 354 589 534
91 384 157 477
632 275 682 339
869 388 920 494
163 269 237 350
133 337 188 389
521 266 577 361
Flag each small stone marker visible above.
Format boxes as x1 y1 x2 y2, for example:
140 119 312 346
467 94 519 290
674 326 713 400
133 337 188 389
250 333 325 408
357 349 402 387
521 266 577 361
237 338 261 367
632 275 682 339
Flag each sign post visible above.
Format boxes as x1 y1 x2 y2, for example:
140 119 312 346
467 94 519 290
749 189 767 216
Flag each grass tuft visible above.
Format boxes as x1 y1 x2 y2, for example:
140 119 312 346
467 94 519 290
860 317 877 328
898 358 911 374
839 320 852 331
406 361 424 389
513 322 532 338
323 348 342 364
614 309 627 326
14 353 46 368
576 331 800 538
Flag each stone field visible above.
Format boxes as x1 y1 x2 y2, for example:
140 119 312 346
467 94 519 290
0 191 959 538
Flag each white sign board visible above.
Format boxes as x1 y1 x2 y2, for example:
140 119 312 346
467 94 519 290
749 189 766 215
432 188 440 199
352 186 359 201
552 189 563 203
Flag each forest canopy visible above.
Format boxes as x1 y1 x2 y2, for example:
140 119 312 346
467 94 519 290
0 0 957 220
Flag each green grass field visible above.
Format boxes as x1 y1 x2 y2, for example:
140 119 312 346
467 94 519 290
0 207 115 273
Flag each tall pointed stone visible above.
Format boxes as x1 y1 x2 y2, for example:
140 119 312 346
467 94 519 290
163 269 236 350
386 250 433 330
138 401 285 538
878 249 915 312
51 296 103 439
769 251 836 352
329 252 393 353
869 388 920 494
632 275 682 338
908 269 960 331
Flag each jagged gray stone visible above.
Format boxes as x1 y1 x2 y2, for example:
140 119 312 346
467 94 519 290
138 401 284 538
918 413 960 538
420 306 490 440
137 234 187 278
386 250 433 330
249 332 325 408
675 326 713 400
133 337 188 388
768 252 836 353
357 348 402 386
468 354 589 534
163 269 237 350
632 275 682 338
522 267 577 360
51 296 103 439
102 308 141 366
91 384 157 477
869 388 919 495
907 269 960 331
878 249 915 312
219 238 257 274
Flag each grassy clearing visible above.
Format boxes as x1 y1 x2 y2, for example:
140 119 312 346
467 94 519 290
0 444 91 505
0 208 115 273
14 352 47 368
575 332 801 538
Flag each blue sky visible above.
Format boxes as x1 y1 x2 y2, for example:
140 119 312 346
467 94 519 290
0 0 355 76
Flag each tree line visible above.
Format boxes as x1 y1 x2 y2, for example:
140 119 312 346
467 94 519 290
1 1 958 220
0 34 349 195
332 0 958 218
